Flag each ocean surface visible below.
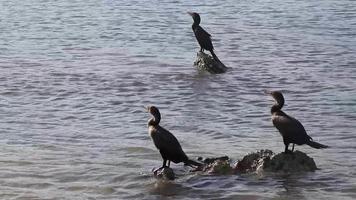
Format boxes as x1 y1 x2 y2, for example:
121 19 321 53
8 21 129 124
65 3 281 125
1 0 355 199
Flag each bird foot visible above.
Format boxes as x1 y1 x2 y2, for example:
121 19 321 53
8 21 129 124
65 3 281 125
284 150 294 154
152 166 168 174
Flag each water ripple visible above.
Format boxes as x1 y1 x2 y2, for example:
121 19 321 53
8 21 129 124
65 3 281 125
0 0 356 199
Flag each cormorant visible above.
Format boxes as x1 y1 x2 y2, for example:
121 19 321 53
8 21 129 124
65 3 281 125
188 12 220 62
146 106 202 169
265 90 329 153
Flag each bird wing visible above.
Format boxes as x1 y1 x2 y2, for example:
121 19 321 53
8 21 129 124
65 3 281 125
150 125 187 160
272 113 311 143
194 26 214 51
197 26 211 38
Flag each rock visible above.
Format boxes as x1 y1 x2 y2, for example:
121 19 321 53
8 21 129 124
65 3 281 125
234 150 317 173
153 167 175 180
152 150 318 180
234 149 274 173
263 150 317 172
198 155 230 165
196 156 233 175
203 159 233 175
194 52 228 74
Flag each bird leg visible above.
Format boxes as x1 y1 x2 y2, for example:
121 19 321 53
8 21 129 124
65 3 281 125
284 144 293 154
291 144 295 152
162 159 167 168
153 159 168 174
167 160 171 168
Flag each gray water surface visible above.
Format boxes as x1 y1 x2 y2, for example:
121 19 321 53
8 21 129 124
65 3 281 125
0 0 356 199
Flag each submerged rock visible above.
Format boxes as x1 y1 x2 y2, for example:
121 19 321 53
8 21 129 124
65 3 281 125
153 167 175 180
194 52 228 74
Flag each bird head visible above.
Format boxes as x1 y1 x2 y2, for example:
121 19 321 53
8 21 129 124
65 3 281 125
187 12 201 24
146 106 160 117
146 106 161 126
264 90 285 106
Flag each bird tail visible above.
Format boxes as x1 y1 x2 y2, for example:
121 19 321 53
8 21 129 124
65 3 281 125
210 50 221 63
307 140 329 149
184 159 203 167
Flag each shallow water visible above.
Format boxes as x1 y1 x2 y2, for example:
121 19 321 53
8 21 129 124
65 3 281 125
0 0 356 199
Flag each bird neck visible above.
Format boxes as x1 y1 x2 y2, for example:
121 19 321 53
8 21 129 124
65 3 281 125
271 102 283 114
148 115 161 126
271 95 285 114
192 17 200 29
192 23 199 30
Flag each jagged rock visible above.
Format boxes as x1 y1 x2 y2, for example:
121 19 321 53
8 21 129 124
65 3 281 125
234 150 317 173
234 149 274 173
263 151 317 172
196 156 232 175
153 167 175 180
202 159 233 175
198 155 230 165
152 150 318 180
194 52 228 74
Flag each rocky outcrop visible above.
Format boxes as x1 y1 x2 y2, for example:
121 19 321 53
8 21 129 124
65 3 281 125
152 150 318 180
153 167 175 180
262 150 317 172
234 149 274 173
194 52 228 74
199 156 233 175
234 150 317 173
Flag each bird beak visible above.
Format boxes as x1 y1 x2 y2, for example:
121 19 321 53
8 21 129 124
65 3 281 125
264 90 275 102
264 90 272 95
187 12 193 16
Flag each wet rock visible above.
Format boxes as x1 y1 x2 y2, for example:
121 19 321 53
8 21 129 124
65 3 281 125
198 155 230 165
151 150 317 180
196 156 233 175
153 167 175 180
234 150 317 173
263 150 317 172
234 149 274 173
203 159 233 175
194 52 228 74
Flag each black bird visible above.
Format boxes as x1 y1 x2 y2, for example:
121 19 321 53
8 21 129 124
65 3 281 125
146 106 202 169
265 91 328 153
188 12 220 62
